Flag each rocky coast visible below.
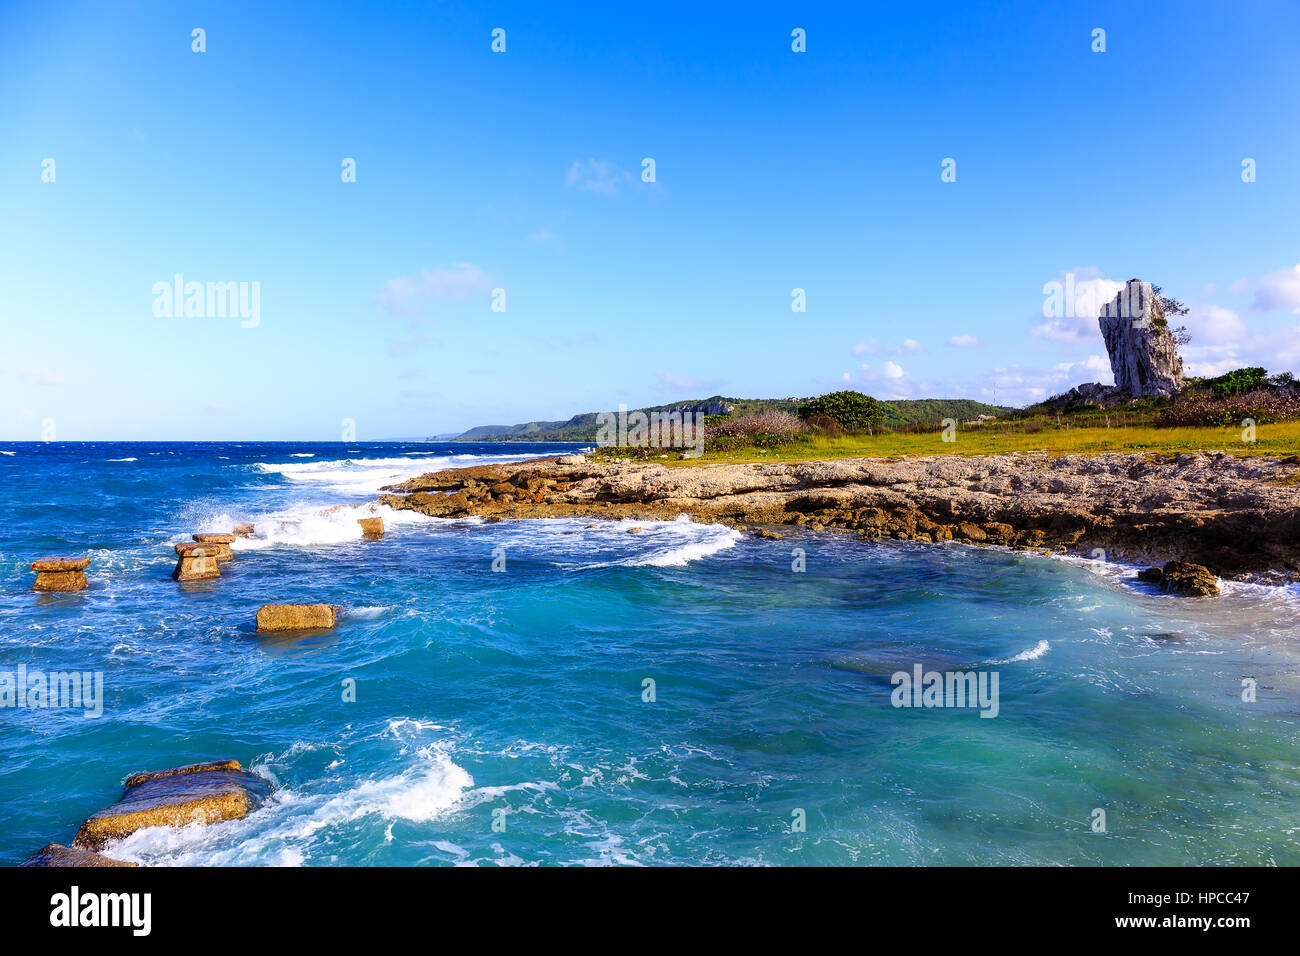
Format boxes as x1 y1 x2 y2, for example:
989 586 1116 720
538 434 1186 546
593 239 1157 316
378 451 1300 586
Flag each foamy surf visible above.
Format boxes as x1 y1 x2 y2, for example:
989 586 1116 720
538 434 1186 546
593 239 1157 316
107 739 475 866
986 640 1051 664
253 452 535 496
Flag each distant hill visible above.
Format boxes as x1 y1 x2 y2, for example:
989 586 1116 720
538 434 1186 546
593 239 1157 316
445 396 1016 442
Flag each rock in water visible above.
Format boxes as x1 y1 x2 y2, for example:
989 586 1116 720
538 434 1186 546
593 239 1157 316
172 543 220 581
20 843 138 867
31 557 90 592
232 523 255 537
1099 279 1185 397
1136 561 1220 596
192 533 236 561
256 603 337 632
357 517 384 539
72 759 270 850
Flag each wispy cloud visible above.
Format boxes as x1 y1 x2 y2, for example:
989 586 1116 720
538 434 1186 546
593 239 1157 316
947 334 980 348
565 159 637 197
1252 264 1300 313
376 262 494 316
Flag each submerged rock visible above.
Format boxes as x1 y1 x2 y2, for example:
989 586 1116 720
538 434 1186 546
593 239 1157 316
72 759 270 850
1137 561 1220 596
20 843 138 867
192 533 236 562
256 603 336 632
232 523 255 538
31 557 90 592
172 543 220 581
357 517 384 539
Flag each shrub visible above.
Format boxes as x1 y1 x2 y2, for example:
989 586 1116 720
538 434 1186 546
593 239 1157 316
703 410 805 448
797 390 886 431
1203 367 1269 399
804 414 842 437
1155 389 1300 427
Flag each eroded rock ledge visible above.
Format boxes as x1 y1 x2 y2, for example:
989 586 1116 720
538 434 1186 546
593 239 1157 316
378 452 1300 582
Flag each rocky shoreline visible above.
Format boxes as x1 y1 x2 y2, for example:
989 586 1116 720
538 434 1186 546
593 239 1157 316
379 451 1300 585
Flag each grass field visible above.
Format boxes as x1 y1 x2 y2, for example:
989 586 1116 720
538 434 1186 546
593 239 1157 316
649 421 1300 466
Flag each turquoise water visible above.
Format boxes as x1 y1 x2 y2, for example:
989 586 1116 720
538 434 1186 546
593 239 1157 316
2 442 1298 866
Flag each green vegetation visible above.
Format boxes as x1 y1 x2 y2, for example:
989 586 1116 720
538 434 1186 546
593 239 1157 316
449 394 1013 441
797 390 886 430
1203 366 1268 399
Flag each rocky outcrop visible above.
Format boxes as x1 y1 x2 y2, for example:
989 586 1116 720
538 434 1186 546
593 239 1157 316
357 517 384 539
72 759 269 850
232 523 255 538
31 557 90 592
1137 561 1221 596
172 543 220 581
256 604 336 632
192 533 236 562
377 453 1300 581
1098 279 1184 398
20 843 138 867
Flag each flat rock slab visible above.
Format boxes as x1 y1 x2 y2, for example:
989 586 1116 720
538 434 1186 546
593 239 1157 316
31 557 91 572
256 603 337 632
73 760 269 851
191 534 235 561
31 556 91 592
20 843 138 867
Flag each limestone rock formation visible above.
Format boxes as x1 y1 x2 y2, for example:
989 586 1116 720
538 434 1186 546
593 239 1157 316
1137 561 1221 596
256 603 337 632
173 543 220 581
377 452 1300 579
1098 279 1185 397
192 533 236 561
31 557 90 592
20 843 138 867
72 759 270 850
357 517 384 539
232 523 255 537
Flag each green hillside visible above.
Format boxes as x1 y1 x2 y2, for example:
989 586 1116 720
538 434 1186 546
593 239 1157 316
448 396 1016 442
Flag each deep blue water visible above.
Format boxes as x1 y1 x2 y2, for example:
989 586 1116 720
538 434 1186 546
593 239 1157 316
2 441 1299 866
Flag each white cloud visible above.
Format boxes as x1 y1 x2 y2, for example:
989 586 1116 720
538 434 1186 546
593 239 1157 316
376 263 493 315
1030 268 1124 343
1252 264 1300 313
565 159 636 197
898 338 923 353
1184 303 1246 345
12 367 66 386
656 371 702 391
851 338 878 356
947 334 980 348
883 361 904 379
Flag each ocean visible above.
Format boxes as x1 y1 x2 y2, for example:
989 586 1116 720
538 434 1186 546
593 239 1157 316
1 441 1298 866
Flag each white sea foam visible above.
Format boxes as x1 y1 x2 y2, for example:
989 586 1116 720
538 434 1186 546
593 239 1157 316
252 452 531 496
576 515 742 569
986 640 1051 664
105 457 138 462
0 450 17 455
109 739 475 866
217 501 433 550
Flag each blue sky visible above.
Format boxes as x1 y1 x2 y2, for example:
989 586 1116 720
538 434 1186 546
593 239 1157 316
2 0 1298 439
